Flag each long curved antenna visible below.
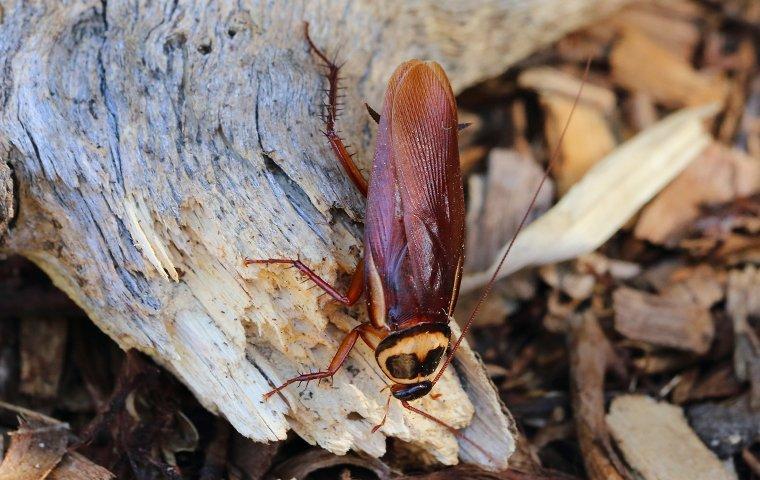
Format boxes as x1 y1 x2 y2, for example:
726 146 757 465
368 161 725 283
433 58 593 385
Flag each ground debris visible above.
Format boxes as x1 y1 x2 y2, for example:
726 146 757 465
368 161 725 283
613 286 714 354
607 395 736 480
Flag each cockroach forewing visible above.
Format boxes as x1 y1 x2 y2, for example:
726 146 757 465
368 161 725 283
364 61 465 327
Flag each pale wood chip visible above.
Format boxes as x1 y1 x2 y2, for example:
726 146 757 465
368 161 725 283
607 395 736 480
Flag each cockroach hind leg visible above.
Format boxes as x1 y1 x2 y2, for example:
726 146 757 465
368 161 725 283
400 400 498 467
371 395 392 433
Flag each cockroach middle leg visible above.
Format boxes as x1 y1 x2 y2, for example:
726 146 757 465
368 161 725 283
263 322 381 400
303 22 368 196
245 258 364 306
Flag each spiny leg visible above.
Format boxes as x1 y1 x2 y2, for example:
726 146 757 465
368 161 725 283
263 322 380 400
303 22 368 197
400 400 496 465
245 258 364 306
371 395 392 433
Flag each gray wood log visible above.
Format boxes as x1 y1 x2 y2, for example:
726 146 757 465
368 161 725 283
0 0 629 468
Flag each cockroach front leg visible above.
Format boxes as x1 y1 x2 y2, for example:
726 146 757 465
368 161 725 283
263 322 383 399
245 258 364 306
304 22 368 197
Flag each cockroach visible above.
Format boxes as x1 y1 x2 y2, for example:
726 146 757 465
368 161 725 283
247 22 589 453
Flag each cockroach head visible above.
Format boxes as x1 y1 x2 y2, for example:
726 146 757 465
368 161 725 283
375 322 450 398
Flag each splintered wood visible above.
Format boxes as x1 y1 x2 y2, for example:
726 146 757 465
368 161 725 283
607 395 735 480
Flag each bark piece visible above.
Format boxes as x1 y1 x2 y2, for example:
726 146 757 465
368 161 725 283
613 287 714 354
47 453 114 480
462 104 717 294
1 1 640 467
0 418 69 480
607 395 736 480
635 143 760 246
610 27 727 108
568 312 626 480
19 317 68 398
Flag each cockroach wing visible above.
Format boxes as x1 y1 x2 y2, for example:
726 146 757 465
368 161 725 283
364 61 465 329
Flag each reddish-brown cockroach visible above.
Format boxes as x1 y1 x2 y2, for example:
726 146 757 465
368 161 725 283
247 22 588 451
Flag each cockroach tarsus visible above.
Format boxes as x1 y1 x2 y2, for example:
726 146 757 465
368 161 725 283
246 21 590 463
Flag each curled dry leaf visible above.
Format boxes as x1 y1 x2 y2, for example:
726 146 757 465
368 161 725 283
607 395 736 480
461 104 719 294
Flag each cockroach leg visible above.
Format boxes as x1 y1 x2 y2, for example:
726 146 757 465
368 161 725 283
371 395 392 433
245 258 364 306
303 22 368 196
399 401 496 465
263 322 378 400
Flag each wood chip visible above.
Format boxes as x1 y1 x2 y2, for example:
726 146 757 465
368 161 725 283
518 67 617 113
635 143 760 246
661 265 726 309
607 395 736 480
465 149 553 272
610 27 728 108
539 93 617 195
609 4 701 61
613 287 714 354
47 453 114 480
726 266 760 408
0 418 68 480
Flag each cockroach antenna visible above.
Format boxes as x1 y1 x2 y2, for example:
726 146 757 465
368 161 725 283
432 57 593 386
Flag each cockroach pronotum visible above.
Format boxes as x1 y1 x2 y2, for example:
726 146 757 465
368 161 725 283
246 22 589 457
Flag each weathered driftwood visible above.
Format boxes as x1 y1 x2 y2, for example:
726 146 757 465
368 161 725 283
0 0 632 468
